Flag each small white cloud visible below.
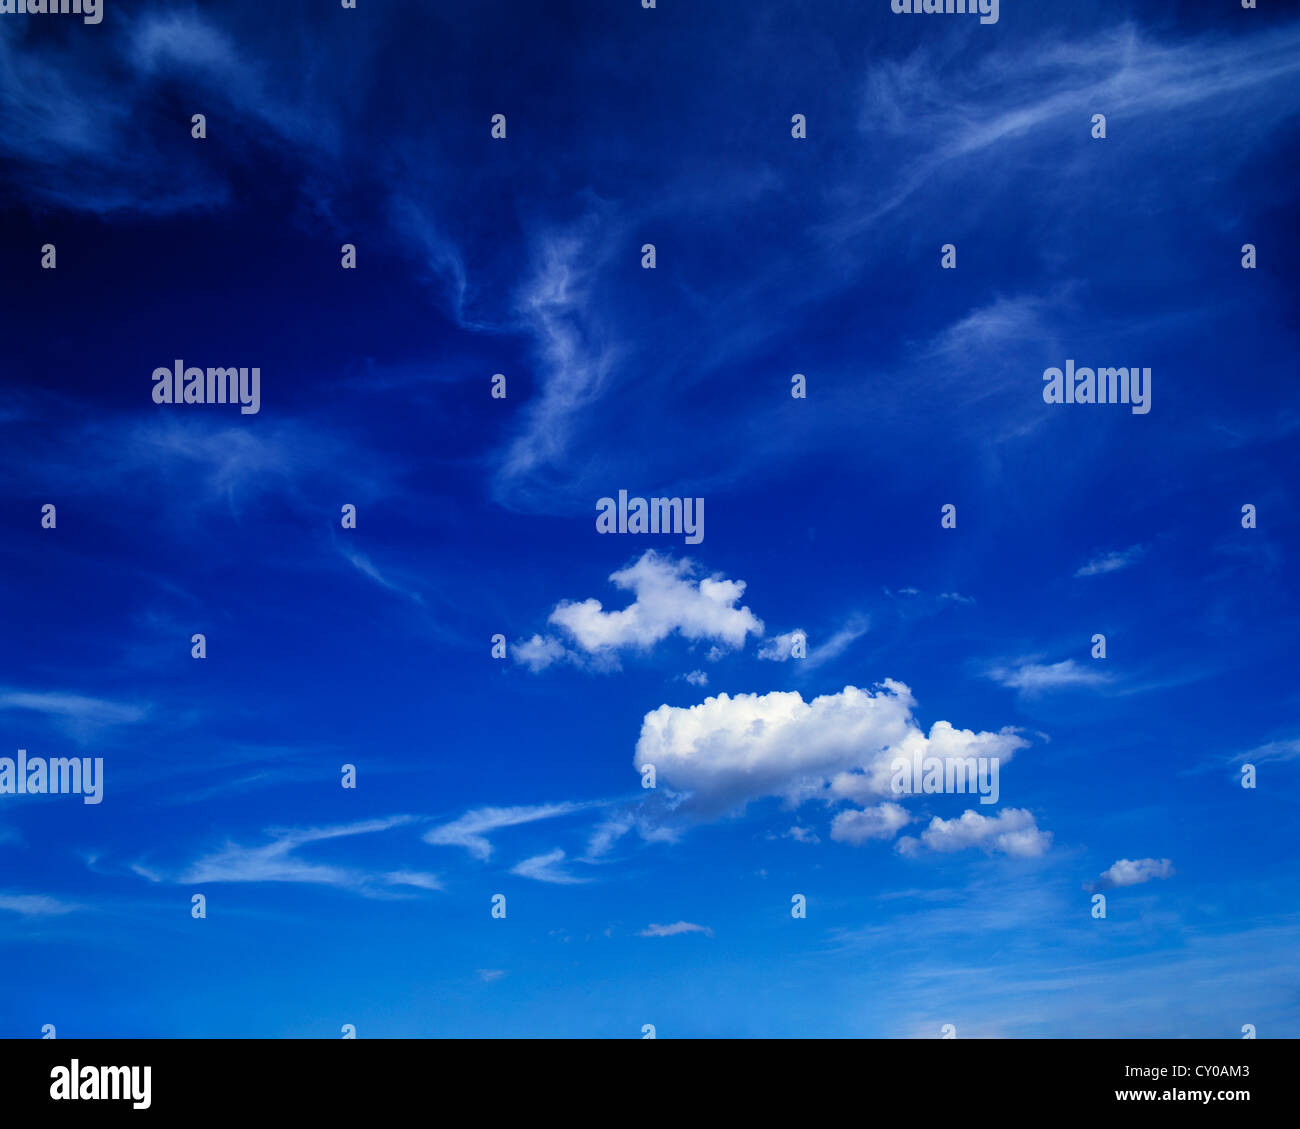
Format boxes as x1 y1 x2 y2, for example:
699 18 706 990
639 921 713 938
512 633 574 673
830 802 911 845
1085 858 1174 893
583 810 643 860
758 630 805 662
342 549 424 605
510 848 590 885
896 808 1052 859
758 616 868 669
925 294 1056 371
1075 545 1146 578
988 659 1111 693
1234 738 1300 765
424 802 589 861
805 616 870 668
0 892 78 916
383 870 443 891
548 551 763 655
683 670 708 687
177 816 419 894
0 688 147 742
477 969 507 982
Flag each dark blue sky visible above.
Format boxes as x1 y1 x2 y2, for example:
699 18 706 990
1 0 1298 1037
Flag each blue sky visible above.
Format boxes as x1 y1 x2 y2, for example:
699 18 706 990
1 0 1298 1038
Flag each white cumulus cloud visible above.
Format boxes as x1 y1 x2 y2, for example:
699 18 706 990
896 808 1052 858
758 630 805 661
512 633 574 673
1085 857 1174 893
633 681 1028 821
548 550 763 655
830 802 911 845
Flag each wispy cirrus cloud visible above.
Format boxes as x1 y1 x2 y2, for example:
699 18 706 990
0 892 79 917
758 615 869 670
341 549 425 606
0 8 342 216
492 217 622 509
423 802 593 861
843 22 1300 240
510 848 590 885
1075 545 1146 578
639 921 712 938
1233 738 1300 765
583 812 638 861
0 416 393 526
172 817 441 897
0 688 148 742
987 659 1112 694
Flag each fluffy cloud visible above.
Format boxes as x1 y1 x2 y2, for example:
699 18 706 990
548 551 763 654
1085 857 1174 893
829 719 1027 807
514 552 764 670
830 802 911 845
633 681 1028 820
896 808 1052 858
513 634 573 673
758 630 805 661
